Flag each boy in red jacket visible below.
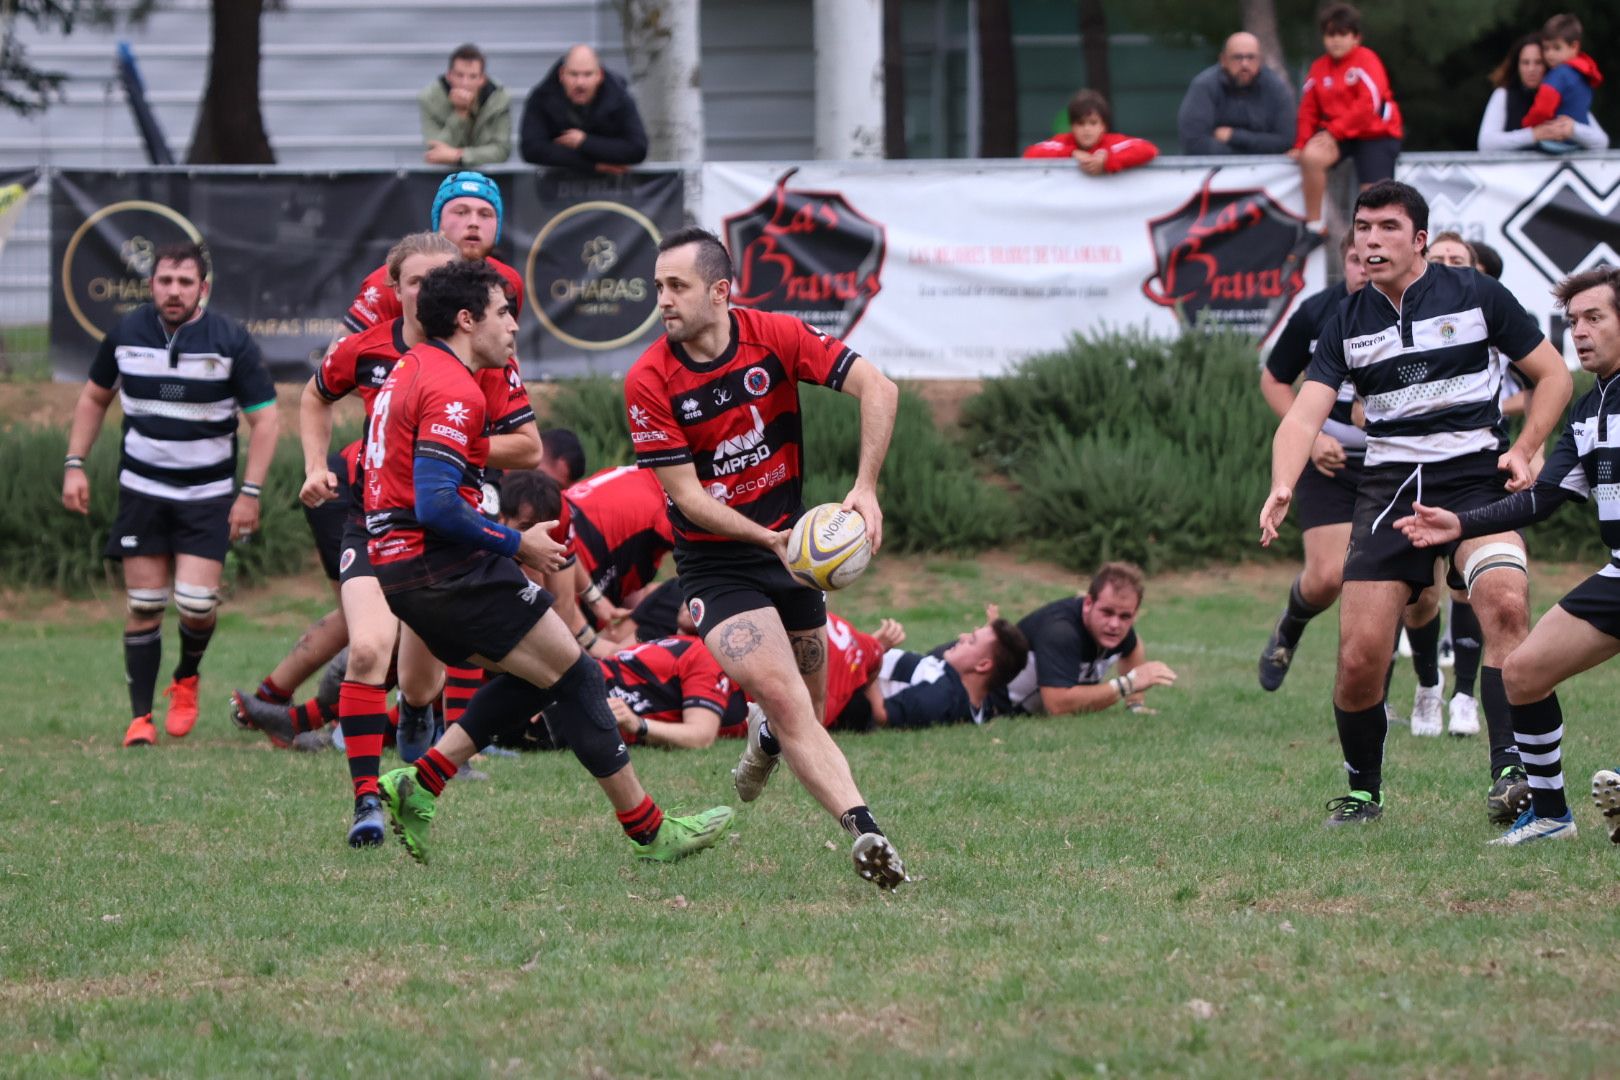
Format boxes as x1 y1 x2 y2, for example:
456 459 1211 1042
1533 13 1603 152
1023 89 1158 175
1292 3 1401 228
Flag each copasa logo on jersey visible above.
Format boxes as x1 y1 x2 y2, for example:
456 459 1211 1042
1142 174 1320 337
723 167 886 340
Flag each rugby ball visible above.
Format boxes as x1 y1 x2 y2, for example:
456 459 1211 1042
787 504 871 591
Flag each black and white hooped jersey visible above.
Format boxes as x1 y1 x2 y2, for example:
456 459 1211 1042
878 649 982 728
1007 596 1137 714
88 305 276 501
1528 374 1620 571
1305 263 1543 468
1265 282 1365 454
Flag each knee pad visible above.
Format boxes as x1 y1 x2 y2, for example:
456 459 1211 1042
548 655 632 779
127 586 170 616
1462 542 1527 598
173 581 220 620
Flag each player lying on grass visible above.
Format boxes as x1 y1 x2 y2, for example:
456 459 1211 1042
1005 562 1178 716
1396 266 1620 846
363 259 732 865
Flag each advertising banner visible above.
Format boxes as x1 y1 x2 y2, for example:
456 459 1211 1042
1399 156 1620 365
701 160 1327 377
49 169 683 381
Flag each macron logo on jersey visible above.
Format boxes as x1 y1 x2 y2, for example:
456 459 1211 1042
712 405 771 476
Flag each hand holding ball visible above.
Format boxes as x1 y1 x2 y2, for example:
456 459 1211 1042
786 503 872 590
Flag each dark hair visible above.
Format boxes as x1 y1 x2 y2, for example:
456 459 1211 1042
1318 2 1361 36
1471 240 1504 280
498 469 562 525
988 619 1030 691
1489 34 1543 90
1353 180 1429 236
658 226 734 286
416 259 506 339
540 428 587 484
1554 266 1620 318
1542 13 1582 46
1088 561 1146 603
153 241 209 280
448 43 486 69
1066 88 1111 128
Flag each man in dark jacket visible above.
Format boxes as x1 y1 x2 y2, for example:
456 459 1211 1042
1176 32 1294 155
519 45 648 173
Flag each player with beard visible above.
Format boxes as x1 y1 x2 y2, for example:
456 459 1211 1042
367 259 732 865
1260 180 1572 828
625 226 910 890
64 242 278 747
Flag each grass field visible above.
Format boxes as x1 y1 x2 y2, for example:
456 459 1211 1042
5 554 1620 1077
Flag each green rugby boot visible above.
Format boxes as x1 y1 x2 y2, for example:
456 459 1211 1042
378 766 436 865
632 805 735 863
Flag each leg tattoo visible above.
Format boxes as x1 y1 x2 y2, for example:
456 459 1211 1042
791 634 826 675
717 619 764 661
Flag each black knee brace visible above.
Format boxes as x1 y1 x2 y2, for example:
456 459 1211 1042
546 654 632 779
457 673 553 752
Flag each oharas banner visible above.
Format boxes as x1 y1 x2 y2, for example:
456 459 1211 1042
50 169 683 381
701 160 1327 378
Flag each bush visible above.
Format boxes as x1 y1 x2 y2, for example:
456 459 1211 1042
962 329 1300 571
538 376 634 475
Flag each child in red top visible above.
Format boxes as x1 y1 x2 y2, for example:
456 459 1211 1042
1533 13 1604 152
1292 2 1402 227
1022 89 1158 175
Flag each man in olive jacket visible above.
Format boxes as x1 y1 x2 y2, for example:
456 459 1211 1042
419 43 512 168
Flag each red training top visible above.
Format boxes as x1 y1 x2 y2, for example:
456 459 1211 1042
825 613 883 728
1295 45 1403 147
624 307 858 546
1021 131 1159 172
563 464 675 605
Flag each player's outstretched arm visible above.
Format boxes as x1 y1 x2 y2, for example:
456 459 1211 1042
63 381 115 514
1117 640 1177 714
653 461 785 553
838 358 898 554
1260 380 1338 546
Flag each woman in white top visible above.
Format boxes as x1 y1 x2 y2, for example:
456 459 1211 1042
1477 34 1608 152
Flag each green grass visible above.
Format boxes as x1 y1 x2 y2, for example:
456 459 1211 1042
5 557 1620 1076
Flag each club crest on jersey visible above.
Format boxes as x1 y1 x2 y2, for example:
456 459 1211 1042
1142 174 1319 338
723 167 886 340
339 547 356 573
688 598 706 626
1439 320 1457 343
744 367 771 396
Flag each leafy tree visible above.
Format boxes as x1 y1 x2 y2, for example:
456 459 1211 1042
0 0 129 116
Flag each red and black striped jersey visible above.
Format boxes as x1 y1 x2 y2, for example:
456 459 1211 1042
562 465 675 604
601 635 745 743
624 308 858 545
825 613 882 728
342 257 525 334
363 342 502 589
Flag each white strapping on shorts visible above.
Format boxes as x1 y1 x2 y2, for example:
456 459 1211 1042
1369 464 1423 535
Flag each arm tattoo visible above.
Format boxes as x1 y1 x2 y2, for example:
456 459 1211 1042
791 634 826 675
717 619 764 660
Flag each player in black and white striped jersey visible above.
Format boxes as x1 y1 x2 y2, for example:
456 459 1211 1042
63 241 279 748
1259 180 1573 828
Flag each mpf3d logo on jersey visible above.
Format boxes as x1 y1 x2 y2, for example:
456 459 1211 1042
1142 171 1320 337
1504 164 1620 283
724 168 885 340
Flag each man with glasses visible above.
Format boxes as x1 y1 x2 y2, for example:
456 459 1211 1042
1177 32 1295 155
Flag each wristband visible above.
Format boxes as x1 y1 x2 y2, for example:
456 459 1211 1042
64 455 85 471
1110 676 1128 701
240 482 262 499
1124 700 1147 714
636 716 648 740
574 624 599 650
580 582 605 605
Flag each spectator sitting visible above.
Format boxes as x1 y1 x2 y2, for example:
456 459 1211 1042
1535 14 1605 153
519 44 648 174
1479 33 1608 152
418 44 512 168
1176 32 1294 155
1023 89 1158 175
1291 2 1402 230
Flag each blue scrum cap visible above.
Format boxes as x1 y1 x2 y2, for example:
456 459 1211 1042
431 171 503 243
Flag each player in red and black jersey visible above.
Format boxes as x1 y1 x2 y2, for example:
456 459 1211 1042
625 226 909 890
367 259 733 866
341 171 524 335
562 464 675 643
600 635 745 749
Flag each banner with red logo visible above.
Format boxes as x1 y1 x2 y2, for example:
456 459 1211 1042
701 160 1327 378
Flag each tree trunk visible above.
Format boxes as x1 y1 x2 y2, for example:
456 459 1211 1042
1077 0 1110 102
618 0 705 163
882 0 906 158
187 0 274 164
976 0 1017 157
1240 0 1287 82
